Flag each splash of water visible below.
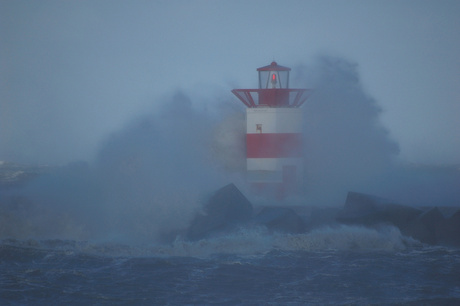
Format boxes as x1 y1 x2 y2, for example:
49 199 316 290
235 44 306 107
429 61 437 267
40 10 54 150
1 224 415 259
1 56 458 246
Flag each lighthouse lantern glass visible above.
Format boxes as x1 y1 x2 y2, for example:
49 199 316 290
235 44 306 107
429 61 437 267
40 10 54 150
259 70 289 89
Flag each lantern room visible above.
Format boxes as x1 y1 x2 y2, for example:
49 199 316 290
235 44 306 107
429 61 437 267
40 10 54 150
257 61 291 89
232 61 310 108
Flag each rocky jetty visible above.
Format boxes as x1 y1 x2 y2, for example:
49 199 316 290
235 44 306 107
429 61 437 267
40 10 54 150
337 191 460 246
184 185 460 247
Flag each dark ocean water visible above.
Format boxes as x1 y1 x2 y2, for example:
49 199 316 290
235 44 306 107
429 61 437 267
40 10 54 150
1 226 460 305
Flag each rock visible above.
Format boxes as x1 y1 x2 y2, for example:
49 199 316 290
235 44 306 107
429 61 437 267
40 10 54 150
404 207 445 245
254 207 305 234
337 191 460 247
186 183 253 240
184 186 460 247
437 210 460 247
337 192 423 229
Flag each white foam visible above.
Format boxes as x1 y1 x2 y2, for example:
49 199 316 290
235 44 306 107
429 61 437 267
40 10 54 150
149 225 411 257
273 225 409 252
1 224 415 258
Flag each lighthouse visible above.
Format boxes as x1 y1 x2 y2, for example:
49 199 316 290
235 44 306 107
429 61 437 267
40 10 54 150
232 61 310 197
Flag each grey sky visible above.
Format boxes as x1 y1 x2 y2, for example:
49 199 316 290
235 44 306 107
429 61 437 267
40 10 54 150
1 0 459 165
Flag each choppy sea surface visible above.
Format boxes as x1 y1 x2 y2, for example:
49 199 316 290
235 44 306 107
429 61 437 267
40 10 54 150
1 226 460 305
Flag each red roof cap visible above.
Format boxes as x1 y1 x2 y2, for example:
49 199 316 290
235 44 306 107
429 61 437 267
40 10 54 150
257 61 291 71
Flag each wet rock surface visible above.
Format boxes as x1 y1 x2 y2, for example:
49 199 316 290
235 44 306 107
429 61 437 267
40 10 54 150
185 187 460 247
186 183 253 241
337 191 460 246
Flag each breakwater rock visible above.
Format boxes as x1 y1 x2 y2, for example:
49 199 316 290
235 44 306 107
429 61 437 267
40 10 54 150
184 185 460 247
337 191 460 246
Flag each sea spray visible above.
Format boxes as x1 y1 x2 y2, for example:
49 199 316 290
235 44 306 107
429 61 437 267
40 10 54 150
1 56 458 246
1 224 416 259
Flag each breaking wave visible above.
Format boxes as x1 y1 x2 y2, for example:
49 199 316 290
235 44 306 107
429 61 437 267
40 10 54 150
1 225 417 259
166 225 416 257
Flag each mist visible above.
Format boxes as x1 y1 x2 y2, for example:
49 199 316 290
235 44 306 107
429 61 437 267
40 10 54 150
1 56 459 244
295 57 400 205
295 56 459 207
5 91 246 243
91 92 244 242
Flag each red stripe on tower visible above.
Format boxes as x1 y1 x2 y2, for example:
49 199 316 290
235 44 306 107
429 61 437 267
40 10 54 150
246 133 302 158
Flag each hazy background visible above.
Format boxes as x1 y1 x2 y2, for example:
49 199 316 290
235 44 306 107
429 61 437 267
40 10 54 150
1 0 459 166
1 1 459 243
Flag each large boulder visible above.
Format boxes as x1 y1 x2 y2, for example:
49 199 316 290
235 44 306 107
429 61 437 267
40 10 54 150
186 183 253 240
404 207 445 245
337 191 460 247
254 207 305 234
437 210 460 247
337 192 423 229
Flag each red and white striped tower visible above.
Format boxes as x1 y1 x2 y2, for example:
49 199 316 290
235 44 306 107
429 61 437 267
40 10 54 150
232 62 311 198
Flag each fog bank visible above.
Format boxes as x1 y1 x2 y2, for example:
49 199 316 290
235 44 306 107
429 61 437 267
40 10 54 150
1 56 458 244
